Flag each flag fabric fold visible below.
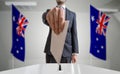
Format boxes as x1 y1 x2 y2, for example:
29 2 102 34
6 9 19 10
90 5 110 60
11 5 28 61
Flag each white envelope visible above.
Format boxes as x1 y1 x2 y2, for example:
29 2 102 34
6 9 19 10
50 21 69 64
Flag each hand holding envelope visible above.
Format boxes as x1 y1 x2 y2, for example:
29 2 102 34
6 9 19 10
46 7 69 65
46 7 65 35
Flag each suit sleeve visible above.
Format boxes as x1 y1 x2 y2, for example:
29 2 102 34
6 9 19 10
42 9 50 26
72 13 79 53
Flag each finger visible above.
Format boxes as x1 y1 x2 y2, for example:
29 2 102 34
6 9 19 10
72 58 76 63
72 60 74 63
58 8 65 33
46 10 54 30
72 57 75 63
49 9 55 31
53 7 59 34
46 10 51 25
61 22 65 32
72 55 77 63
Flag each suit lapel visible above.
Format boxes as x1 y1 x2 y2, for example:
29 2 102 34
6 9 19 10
65 8 69 21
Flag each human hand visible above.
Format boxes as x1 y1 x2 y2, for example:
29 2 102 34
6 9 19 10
46 7 65 35
71 55 77 63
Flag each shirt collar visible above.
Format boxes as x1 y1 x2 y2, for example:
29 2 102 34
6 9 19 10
57 4 66 9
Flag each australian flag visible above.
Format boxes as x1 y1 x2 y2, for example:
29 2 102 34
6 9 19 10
11 5 28 61
90 5 110 60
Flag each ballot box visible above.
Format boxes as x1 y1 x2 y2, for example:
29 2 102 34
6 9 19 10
0 64 120 74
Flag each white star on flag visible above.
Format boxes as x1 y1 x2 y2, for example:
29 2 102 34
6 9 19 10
20 47 23 50
101 46 104 49
13 16 15 21
16 38 19 42
96 37 99 41
16 50 19 54
91 16 95 21
97 50 100 53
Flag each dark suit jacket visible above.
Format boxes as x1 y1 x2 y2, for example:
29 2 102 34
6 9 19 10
42 8 79 57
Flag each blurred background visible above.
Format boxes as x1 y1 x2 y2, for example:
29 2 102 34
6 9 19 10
0 0 120 72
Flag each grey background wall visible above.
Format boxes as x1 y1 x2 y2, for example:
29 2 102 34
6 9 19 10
0 0 120 72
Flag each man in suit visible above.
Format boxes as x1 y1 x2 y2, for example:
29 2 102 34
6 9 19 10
42 0 79 63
